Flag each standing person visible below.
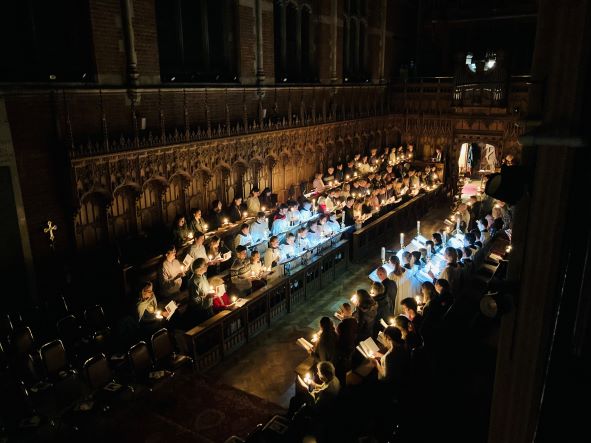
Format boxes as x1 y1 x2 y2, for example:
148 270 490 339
371 281 390 336
353 289 378 341
188 258 215 322
428 247 463 298
311 317 339 364
400 297 423 334
246 187 261 216
377 266 397 316
372 326 410 396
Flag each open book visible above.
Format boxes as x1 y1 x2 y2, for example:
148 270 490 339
296 337 314 353
377 331 388 347
182 254 194 268
356 337 380 359
222 251 232 261
380 318 389 329
165 300 178 319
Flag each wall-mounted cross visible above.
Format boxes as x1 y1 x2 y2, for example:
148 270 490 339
43 220 58 246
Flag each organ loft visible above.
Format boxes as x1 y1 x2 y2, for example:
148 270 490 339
0 1 589 442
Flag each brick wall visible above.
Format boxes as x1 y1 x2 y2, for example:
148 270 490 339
237 1 257 84
89 0 126 84
133 0 161 84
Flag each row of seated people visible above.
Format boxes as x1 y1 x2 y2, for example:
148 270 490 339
169 147 440 251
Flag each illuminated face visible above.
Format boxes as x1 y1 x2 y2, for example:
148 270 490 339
237 250 247 260
166 249 176 260
195 210 201 219
270 238 279 248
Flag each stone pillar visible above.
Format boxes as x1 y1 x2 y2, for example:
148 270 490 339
255 0 265 84
488 1 591 442
121 0 139 87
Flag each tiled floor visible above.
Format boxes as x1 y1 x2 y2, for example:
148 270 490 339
207 203 451 408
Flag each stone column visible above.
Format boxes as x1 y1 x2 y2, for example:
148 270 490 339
255 0 265 84
120 0 139 87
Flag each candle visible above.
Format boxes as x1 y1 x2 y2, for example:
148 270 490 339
456 213 461 231
400 232 404 247
427 244 432 259
203 224 208 232
417 220 421 236
346 174 350 180
311 333 318 343
381 247 386 263
231 295 237 303
389 318 395 326
223 218 229 225
351 294 358 305
261 206 266 212
188 232 194 239
208 255 213 261
304 372 311 384
155 310 163 319
415 295 422 305
354 172 358 177
243 211 248 219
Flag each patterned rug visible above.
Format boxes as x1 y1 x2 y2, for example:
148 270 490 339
62 371 286 443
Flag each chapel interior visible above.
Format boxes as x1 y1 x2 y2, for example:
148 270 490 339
0 0 589 442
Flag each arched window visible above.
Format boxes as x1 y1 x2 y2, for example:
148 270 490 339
343 0 368 82
274 1 317 83
156 0 236 82
0 0 93 82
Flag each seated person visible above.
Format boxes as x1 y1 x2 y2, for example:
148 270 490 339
185 231 208 268
231 246 266 295
207 200 224 230
271 204 290 235
188 207 207 235
299 200 313 221
137 282 168 337
264 236 282 269
250 250 270 277
280 233 298 260
324 166 335 184
158 245 185 300
325 212 341 233
233 223 253 250
209 276 234 312
296 227 312 251
250 212 269 245
307 221 323 246
188 258 215 322
171 215 192 249
287 200 301 226
313 172 325 193
227 195 244 223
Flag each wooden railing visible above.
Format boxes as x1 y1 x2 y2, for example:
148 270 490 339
183 240 349 371
351 187 445 262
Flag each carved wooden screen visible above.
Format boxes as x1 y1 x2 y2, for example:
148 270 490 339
187 171 207 212
139 180 164 232
164 174 187 222
75 193 108 249
108 186 138 240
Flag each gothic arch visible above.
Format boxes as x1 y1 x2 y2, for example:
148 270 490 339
75 190 110 250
